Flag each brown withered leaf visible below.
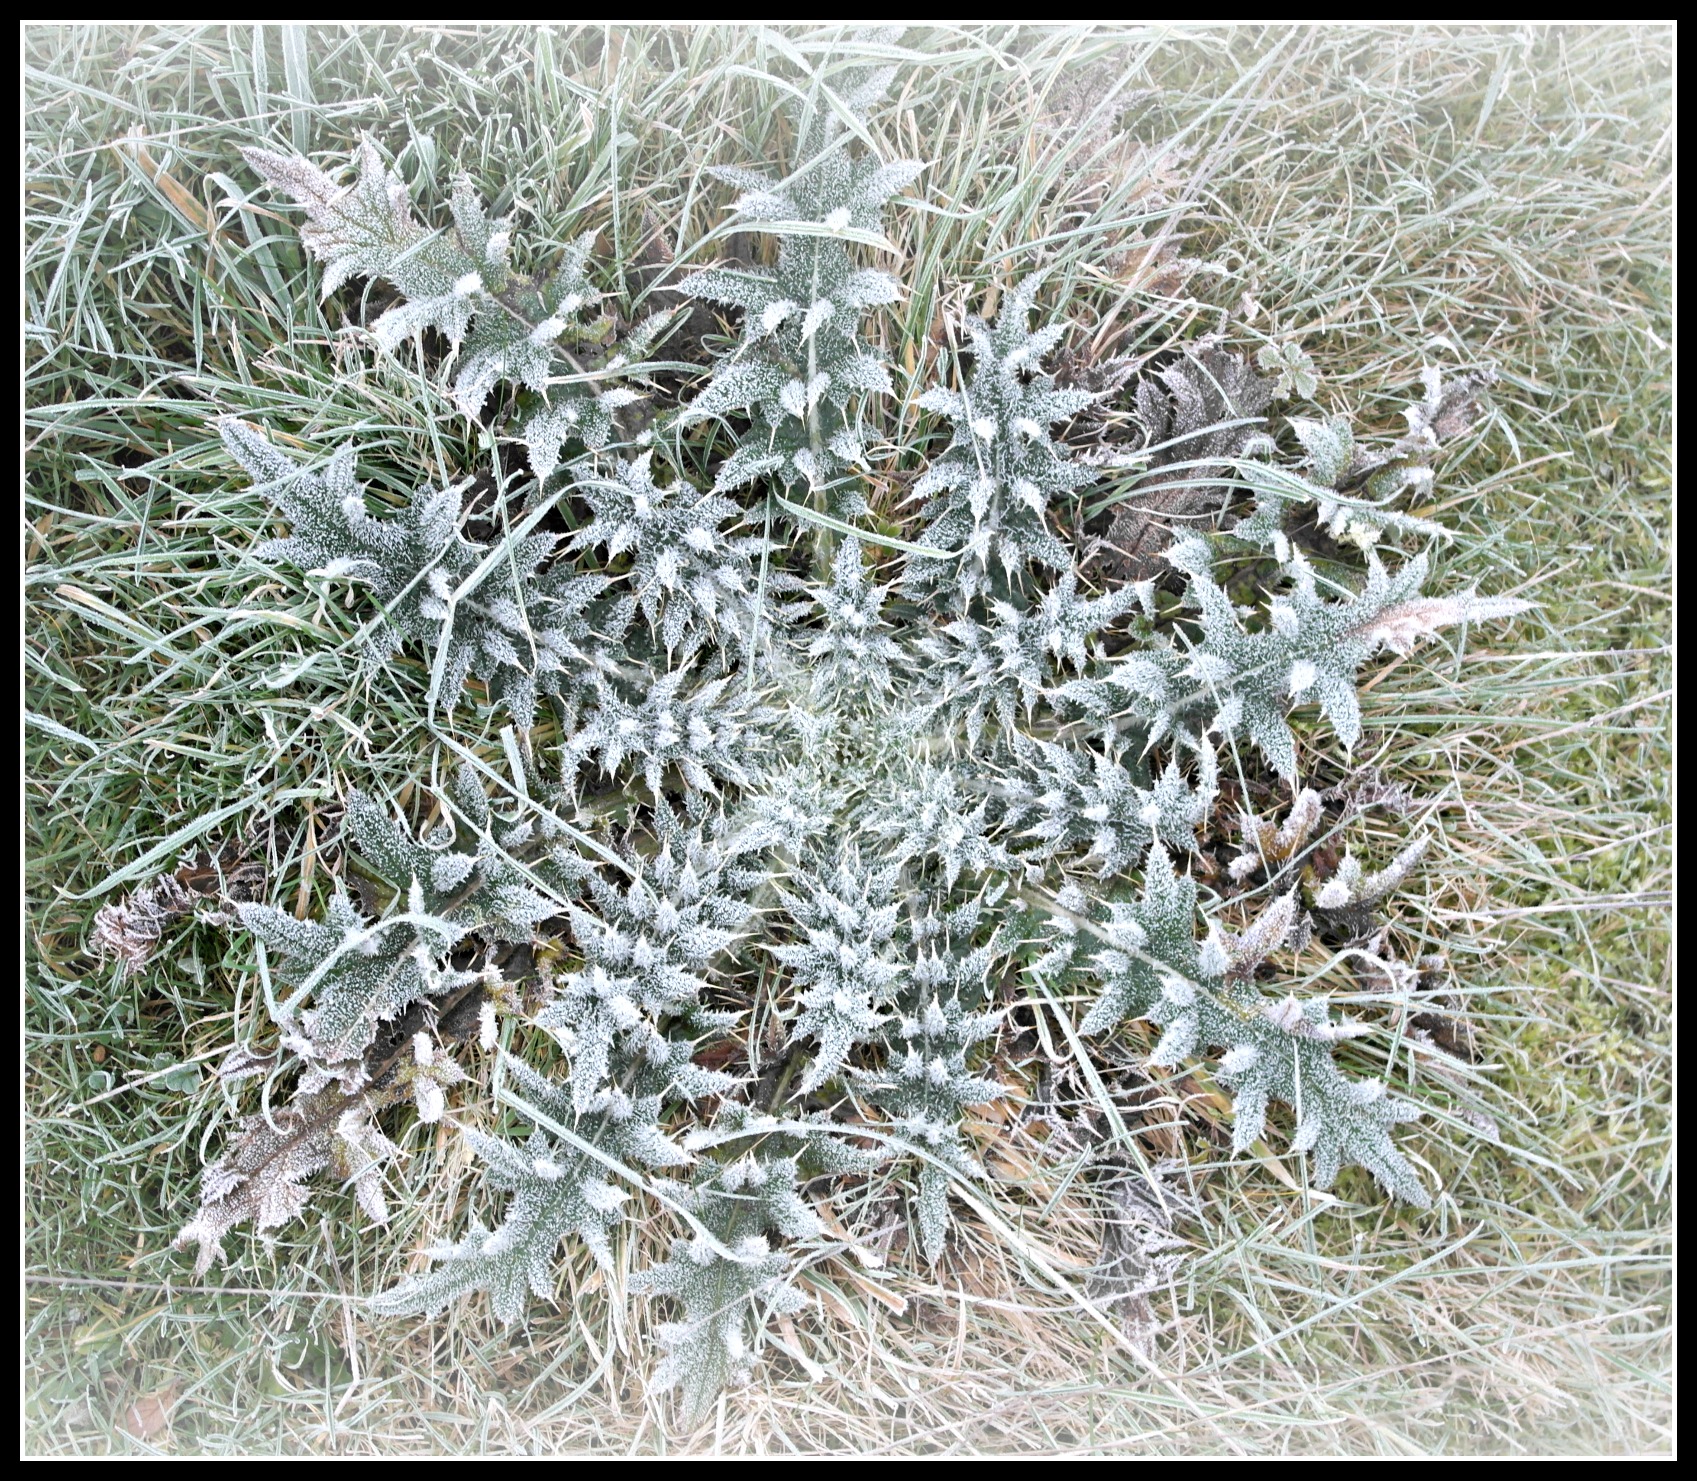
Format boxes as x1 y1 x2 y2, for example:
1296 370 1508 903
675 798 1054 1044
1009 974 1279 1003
1085 1162 1195 1354
118 1384 179 1442
1094 346 1274 582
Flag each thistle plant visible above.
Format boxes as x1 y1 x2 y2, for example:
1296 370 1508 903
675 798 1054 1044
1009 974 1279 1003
92 57 1535 1429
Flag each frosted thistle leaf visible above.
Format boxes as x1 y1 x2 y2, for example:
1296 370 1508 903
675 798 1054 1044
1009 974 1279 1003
567 453 760 662
903 275 1093 607
679 70 921 518
1174 540 1526 779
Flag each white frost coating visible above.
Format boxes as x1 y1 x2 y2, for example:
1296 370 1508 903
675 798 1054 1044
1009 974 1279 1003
801 298 835 341
414 1079 446 1124
1220 1043 1260 1075
1315 878 1352 910
1197 931 1230 978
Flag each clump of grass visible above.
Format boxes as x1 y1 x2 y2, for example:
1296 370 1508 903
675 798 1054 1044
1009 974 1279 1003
26 23 1668 1455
